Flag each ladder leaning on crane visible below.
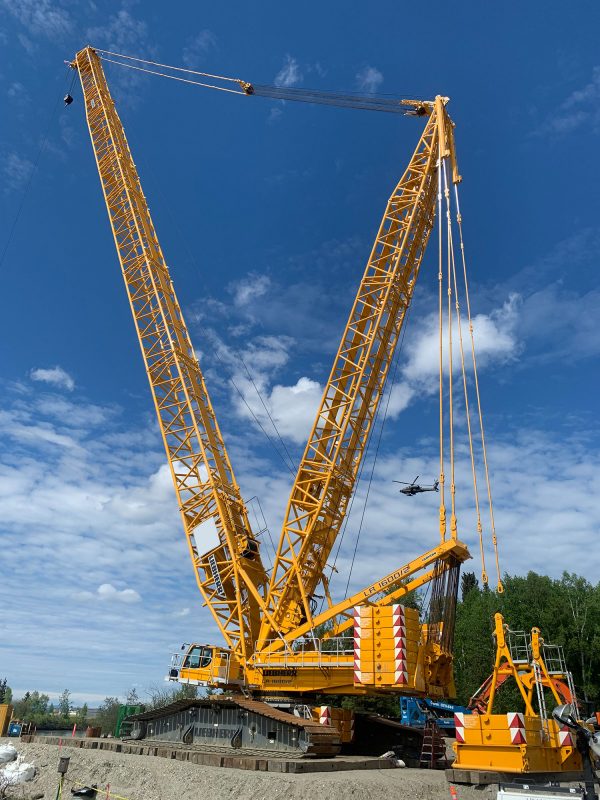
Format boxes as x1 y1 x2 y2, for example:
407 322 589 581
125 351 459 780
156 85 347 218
69 46 583 772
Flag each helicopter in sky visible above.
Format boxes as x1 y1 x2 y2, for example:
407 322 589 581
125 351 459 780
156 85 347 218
393 476 440 497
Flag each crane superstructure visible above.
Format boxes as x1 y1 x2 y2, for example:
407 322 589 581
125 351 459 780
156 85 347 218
72 45 490 757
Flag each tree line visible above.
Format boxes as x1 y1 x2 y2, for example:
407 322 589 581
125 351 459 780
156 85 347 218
0 686 88 730
454 570 600 711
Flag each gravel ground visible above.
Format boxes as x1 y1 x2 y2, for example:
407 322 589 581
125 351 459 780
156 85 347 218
1 739 498 800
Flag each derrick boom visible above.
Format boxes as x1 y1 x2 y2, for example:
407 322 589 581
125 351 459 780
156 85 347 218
74 46 268 661
260 107 445 645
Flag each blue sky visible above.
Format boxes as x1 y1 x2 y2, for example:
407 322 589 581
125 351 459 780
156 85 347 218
1 1 599 705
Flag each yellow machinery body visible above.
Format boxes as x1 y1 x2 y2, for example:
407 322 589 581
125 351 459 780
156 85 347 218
0 704 13 737
453 614 583 775
453 712 581 773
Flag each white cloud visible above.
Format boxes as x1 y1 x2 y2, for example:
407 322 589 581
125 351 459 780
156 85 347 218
402 295 520 387
86 8 148 52
0 0 72 39
230 273 271 307
3 151 33 192
356 66 383 94
267 107 283 124
30 366 75 391
0 384 212 702
7 82 29 109
386 383 415 419
182 30 217 67
536 65 600 135
267 377 322 444
75 584 141 604
275 55 302 88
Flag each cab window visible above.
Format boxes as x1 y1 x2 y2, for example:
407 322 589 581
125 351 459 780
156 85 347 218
184 645 212 669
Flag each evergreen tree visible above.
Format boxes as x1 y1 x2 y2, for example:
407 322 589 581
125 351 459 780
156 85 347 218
58 689 72 720
460 571 479 601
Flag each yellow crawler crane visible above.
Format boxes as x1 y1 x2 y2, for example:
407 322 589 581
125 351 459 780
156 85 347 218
71 46 583 773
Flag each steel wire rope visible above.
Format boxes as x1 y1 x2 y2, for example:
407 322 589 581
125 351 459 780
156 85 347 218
437 139 446 540
126 140 297 477
95 48 244 83
0 66 73 273
444 153 457 541
453 182 503 593
248 495 277 569
442 159 488 586
316 307 412 625
342 307 413 599
98 56 246 95
237 359 297 472
95 49 420 114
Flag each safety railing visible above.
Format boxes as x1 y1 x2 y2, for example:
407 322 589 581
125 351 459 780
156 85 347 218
253 636 355 668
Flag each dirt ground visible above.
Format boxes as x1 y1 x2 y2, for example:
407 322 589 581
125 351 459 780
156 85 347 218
1 739 499 800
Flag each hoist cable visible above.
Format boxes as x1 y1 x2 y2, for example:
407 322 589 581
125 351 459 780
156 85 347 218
252 85 408 114
238 357 297 472
95 49 413 113
98 56 246 95
95 48 243 83
442 160 488 586
444 156 457 541
320 306 412 621
437 135 446 541
342 311 411 598
453 183 503 593
128 143 297 476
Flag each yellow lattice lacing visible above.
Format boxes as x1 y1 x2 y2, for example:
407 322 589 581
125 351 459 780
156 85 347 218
453 182 503 593
442 161 488 585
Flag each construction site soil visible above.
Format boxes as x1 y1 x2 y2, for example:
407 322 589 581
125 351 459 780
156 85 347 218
2 739 498 800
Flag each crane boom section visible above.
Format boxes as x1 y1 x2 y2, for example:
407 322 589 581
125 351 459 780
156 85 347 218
75 47 267 660
260 109 442 646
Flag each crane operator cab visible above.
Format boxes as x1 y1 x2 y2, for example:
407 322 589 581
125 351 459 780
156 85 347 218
168 643 241 688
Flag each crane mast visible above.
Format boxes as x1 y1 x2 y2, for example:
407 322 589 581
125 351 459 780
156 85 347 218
259 99 458 647
73 46 268 662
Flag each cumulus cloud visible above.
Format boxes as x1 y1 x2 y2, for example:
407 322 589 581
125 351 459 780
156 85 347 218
182 30 218 67
402 295 520 387
275 55 302 88
356 66 383 94
30 366 75 391
75 583 141 604
0 384 213 701
266 377 322 444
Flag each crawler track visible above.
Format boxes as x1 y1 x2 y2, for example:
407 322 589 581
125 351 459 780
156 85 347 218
127 695 341 757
